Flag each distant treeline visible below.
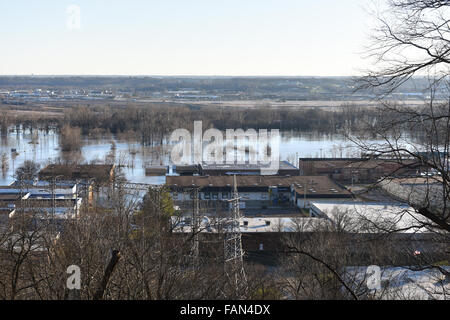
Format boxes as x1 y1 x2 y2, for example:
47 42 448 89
0 101 433 146
56 104 379 145
3 92 440 149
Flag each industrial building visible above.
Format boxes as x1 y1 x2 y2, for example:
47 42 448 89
145 165 169 176
0 180 83 225
298 158 423 183
166 175 352 210
379 176 447 217
170 203 443 265
200 161 299 176
39 164 116 184
172 161 299 176
309 201 433 234
170 215 332 260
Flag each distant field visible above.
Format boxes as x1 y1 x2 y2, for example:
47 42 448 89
0 103 64 120
143 99 428 110
0 98 430 121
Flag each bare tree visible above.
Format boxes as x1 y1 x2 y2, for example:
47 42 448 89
341 1 450 299
15 160 40 182
60 125 82 152
354 0 450 231
360 0 450 93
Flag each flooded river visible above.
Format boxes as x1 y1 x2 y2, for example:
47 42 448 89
0 126 378 185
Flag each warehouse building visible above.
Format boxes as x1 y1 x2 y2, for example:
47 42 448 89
39 164 116 184
298 158 423 183
166 175 352 210
200 161 299 176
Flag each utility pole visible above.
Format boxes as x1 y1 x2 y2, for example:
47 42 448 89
224 175 247 298
75 179 80 218
190 187 200 268
51 176 56 219
304 179 307 210
19 177 24 228
49 175 64 232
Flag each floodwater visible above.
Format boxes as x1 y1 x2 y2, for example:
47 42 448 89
0 126 381 186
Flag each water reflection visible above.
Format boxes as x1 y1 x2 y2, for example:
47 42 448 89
0 125 379 185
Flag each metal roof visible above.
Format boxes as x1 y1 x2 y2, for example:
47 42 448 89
166 175 352 196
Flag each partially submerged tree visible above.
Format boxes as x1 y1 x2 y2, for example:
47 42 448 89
59 125 82 152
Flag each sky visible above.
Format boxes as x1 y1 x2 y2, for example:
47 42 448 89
0 0 374 76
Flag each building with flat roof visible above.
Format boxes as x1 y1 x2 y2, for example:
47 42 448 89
310 201 434 234
0 185 78 200
174 165 200 176
172 215 330 234
0 189 30 224
9 179 78 191
9 206 79 220
298 158 423 183
170 215 331 257
0 182 83 225
200 161 299 176
166 175 352 210
170 205 444 265
379 176 448 218
39 164 115 184
145 166 168 176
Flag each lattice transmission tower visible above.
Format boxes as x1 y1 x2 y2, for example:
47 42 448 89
223 175 247 298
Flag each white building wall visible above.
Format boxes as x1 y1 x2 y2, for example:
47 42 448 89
296 198 350 209
297 198 311 209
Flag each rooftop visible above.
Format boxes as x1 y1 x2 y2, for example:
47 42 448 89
39 164 115 182
311 201 433 233
299 157 423 169
9 180 77 189
166 175 352 197
201 160 298 171
387 176 443 185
